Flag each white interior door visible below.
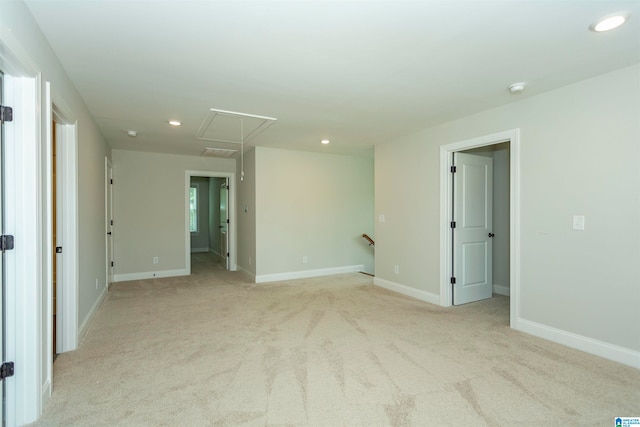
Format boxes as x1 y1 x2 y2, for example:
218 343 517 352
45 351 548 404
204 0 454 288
453 152 493 305
106 159 113 286
0 69 5 425
220 179 229 270
54 122 63 353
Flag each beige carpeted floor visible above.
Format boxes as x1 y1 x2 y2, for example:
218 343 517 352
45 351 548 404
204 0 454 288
34 253 639 426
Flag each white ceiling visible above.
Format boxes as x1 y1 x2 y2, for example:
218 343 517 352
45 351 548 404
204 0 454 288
25 0 640 158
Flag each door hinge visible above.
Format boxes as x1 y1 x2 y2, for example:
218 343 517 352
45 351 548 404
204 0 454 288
450 277 456 284
0 105 13 123
0 235 14 251
111 261 114 267
0 362 15 380
227 252 229 258
110 179 113 184
450 166 457 173
56 246 62 254
226 219 230 224
110 219 114 226
450 221 456 229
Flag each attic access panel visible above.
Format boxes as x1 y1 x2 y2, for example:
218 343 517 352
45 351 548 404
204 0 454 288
201 148 238 158
196 108 277 144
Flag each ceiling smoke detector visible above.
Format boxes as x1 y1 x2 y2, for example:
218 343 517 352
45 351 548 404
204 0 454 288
508 82 527 94
126 130 137 137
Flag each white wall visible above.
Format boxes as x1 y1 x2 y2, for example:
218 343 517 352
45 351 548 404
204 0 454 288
112 150 235 280
236 149 257 277
189 177 210 252
0 0 111 423
375 65 640 364
255 147 374 280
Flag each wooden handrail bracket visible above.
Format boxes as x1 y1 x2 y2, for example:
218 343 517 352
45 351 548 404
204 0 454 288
362 233 375 247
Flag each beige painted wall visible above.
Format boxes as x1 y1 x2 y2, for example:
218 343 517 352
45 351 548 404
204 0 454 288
112 150 235 277
1 0 112 421
255 147 374 277
375 64 640 352
236 149 257 276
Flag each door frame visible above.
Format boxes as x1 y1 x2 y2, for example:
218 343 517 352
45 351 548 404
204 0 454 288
0 43 42 424
439 129 521 327
48 87 79 355
185 171 236 274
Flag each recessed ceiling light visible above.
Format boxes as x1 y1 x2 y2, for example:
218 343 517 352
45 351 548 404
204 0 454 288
590 13 629 32
126 130 137 137
168 120 182 126
321 139 330 145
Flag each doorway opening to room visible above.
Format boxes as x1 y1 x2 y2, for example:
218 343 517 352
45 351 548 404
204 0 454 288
439 129 520 328
185 171 236 275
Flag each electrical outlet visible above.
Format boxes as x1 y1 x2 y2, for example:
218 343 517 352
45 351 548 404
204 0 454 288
379 214 386 223
153 256 159 264
302 256 308 264
394 265 400 275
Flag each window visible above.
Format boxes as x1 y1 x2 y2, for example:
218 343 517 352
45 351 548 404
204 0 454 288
189 185 198 233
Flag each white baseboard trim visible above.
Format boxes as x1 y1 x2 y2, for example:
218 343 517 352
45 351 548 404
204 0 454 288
41 378 51 413
78 285 107 342
373 277 440 306
190 247 209 253
493 284 510 296
237 265 256 283
256 265 364 284
515 318 640 369
113 269 188 282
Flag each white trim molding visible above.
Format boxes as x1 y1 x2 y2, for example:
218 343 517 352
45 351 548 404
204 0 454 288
256 265 364 284
493 284 510 296
516 319 640 370
439 128 521 330
190 247 210 253
237 265 256 283
113 269 189 283
373 277 440 306
78 285 107 342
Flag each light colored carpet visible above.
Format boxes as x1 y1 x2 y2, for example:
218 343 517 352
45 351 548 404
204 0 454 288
34 253 639 426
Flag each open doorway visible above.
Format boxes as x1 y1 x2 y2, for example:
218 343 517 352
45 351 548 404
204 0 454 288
452 143 510 305
439 129 521 327
185 171 236 275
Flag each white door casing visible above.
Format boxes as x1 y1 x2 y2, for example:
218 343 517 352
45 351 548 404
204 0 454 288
453 152 493 305
0 68 6 426
439 128 521 329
